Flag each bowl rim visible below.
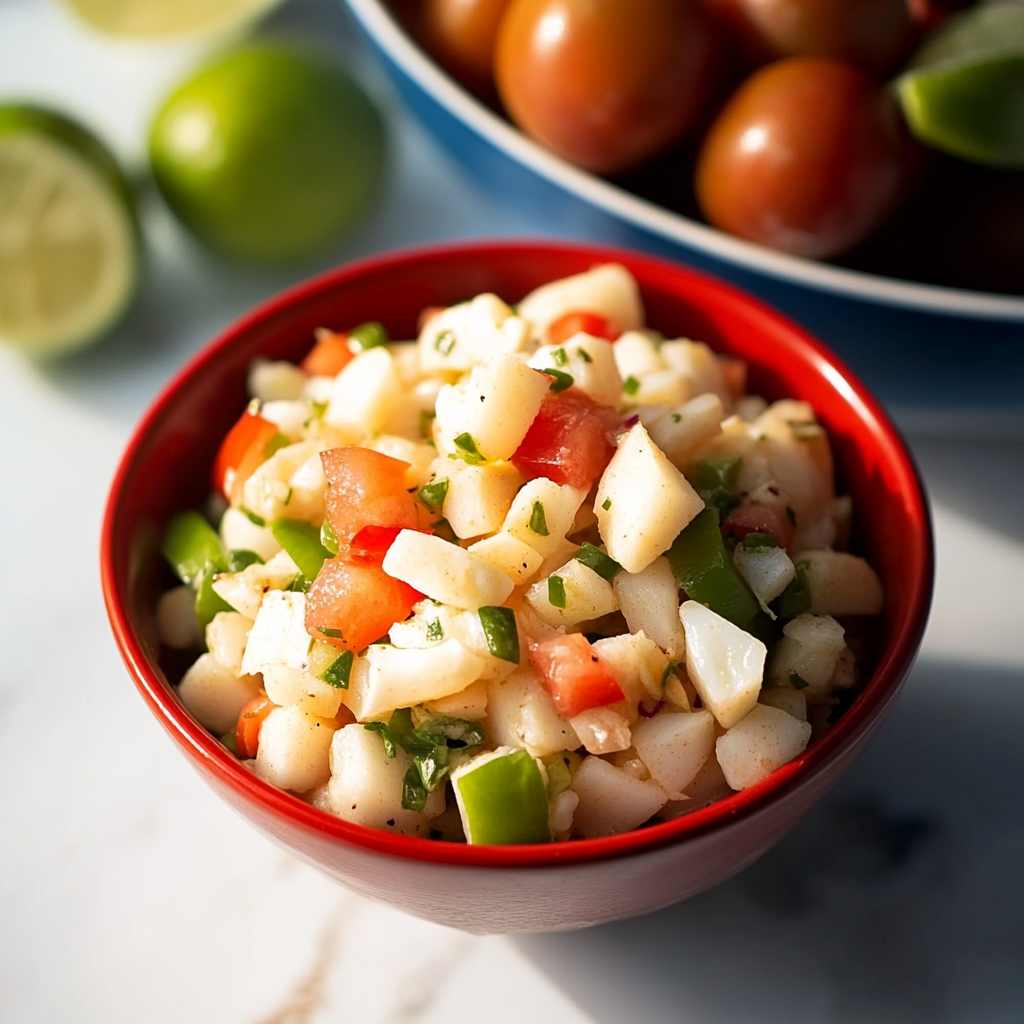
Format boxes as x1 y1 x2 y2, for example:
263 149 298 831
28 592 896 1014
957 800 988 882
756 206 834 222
101 237 934 870
345 0 1024 323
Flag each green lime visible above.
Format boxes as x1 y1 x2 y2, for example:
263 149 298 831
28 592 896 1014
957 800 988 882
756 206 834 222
0 104 139 357
148 42 387 265
897 5 1024 168
58 0 284 39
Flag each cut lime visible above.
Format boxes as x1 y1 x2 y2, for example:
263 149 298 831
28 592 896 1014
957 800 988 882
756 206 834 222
897 5 1024 168
58 0 284 39
0 105 139 357
149 42 386 265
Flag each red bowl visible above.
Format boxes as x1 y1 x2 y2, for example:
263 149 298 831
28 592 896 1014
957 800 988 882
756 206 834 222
101 240 933 934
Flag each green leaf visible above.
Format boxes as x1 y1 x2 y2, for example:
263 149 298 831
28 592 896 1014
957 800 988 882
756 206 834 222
578 347 593 363
402 765 428 812
322 650 354 689
317 626 344 639
776 563 811 619
661 661 679 688
742 532 778 550
364 720 396 758
227 549 263 572
426 618 444 641
478 606 520 663
576 542 622 581
622 375 640 397
529 500 549 536
417 478 449 513
239 506 266 527
547 575 566 609
789 672 810 690
162 511 226 585
693 457 742 492
551 346 568 367
449 433 487 466
347 321 388 351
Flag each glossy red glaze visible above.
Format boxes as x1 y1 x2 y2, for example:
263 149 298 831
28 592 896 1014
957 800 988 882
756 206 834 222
101 240 933 934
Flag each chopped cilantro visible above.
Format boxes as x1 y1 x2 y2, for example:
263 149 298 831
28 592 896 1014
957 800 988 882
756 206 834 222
417 478 449 513
671 413 682 423
775 563 811 619
694 457 742 492
578 347 593 363
227 549 263 572
478 606 520 662
283 486 293 506
547 574 566 609
529 500 549 536
322 650 354 689
544 368 574 393
789 672 810 690
240 506 266 527
602 498 612 511
552 346 568 367
426 618 444 641
661 661 679 688
449 433 487 465
743 532 778 550
317 626 344 639
576 542 622 581
623 375 640 397
403 766 428 812
364 720 396 757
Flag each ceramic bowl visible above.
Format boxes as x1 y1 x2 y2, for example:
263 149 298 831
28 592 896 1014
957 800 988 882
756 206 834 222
101 240 933 934
343 0 1024 322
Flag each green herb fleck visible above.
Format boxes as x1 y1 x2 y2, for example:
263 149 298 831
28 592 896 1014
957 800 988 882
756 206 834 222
602 498 612 511
449 433 487 465
578 347 593 363
417 478 449 512
776 564 811 619
419 409 436 439
402 766 428 812
364 720 396 757
552 346 568 367
219 729 238 755
317 626 344 639
305 398 328 421
694 457 742 492
623 375 641 397
426 618 444 641
789 672 810 690
478 606 520 663
434 330 456 356
283 486 293 506
743 532 778 550
323 650 354 689
576 542 622 581
661 661 679 688
227 549 264 572
348 321 388 351
544 368 574 393
239 506 266 527
671 412 682 423
263 431 291 460
547 575 566 609
529 500 549 536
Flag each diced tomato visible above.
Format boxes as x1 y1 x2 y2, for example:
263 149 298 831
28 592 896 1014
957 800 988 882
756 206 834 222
349 525 417 563
212 408 281 505
722 501 795 553
547 310 620 346
235 693 279 759
529 634 625 719
511 388 619 489
321 447 419 554
305 557 422 652
718 356 748 400
300 330 353 377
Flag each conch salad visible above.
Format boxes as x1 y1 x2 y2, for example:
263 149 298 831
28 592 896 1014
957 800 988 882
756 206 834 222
157 264 884 844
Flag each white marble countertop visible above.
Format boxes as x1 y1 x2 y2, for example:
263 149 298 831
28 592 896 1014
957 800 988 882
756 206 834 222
2 2 1023 1021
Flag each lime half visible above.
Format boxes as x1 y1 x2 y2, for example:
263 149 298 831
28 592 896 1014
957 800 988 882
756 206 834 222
0 106 139 357
58 0 284 39
897 5 1024 168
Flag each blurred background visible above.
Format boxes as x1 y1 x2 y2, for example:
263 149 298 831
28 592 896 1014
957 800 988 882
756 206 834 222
1 0 1023 1021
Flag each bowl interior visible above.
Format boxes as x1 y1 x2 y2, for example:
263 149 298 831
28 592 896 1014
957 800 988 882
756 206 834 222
102 240 933 868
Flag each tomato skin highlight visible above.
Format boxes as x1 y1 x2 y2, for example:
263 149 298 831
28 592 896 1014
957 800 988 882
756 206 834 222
321 447 418 555
305 557 422 651
300 331 352 377
722 501 795 553
422 0 513 96
547 310 619 346
349 524 431 564
511 387 619 490
529 634 625 719
495 0 726 174
696 58 914 260
212 409 280 505
235 694 279 759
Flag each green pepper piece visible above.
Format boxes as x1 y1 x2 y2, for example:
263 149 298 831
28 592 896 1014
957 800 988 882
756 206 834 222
347 321 388 351
269 518 332 581
576 542 623 581
667 507 760 628
162 511 226 585
454 750 552 845
478 606 520 663
320 518 339 556
227 549 263 572
693 457 742 492
322 650 354 689
195 568 233 627
776 563 812 619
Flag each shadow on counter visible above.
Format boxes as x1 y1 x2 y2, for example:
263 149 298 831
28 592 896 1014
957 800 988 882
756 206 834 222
514 657 1024 1024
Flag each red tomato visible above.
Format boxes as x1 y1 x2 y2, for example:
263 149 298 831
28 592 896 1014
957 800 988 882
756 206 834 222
305 558 422 652
547 310 620 346
511 387 619 489
235 694 278 759
349 525 426 564
300 330 353 377
718 356 748 400
421 0 513 95
321 447 418 554
495 0 725 174
529 633 625 719
212 408 280 505
696 58 915 260
722 501 795 553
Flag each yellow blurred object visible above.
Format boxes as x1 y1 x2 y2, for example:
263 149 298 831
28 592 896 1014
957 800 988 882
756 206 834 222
0 105 139 357
57 0 285 39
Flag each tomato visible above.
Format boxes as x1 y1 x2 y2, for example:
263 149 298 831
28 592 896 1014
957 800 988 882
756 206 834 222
718 356 747 400
212 407 281 505
511 387 619 489
547 310 620 346
722 501 795 553
421 0 513 95
305 557 422 651
724 0 919 76
349 524 420 564
495 0 725 174
300 330 352 377
235 693 278 759
529 633 624 719
695 58 915 260
321 447 418 554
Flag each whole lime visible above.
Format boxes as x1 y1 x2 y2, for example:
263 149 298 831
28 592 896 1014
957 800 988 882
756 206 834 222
149 42 386 264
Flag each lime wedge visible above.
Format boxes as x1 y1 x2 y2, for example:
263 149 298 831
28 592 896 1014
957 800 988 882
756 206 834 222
0 105 139 357
897 5 1024 168
57 0 284 39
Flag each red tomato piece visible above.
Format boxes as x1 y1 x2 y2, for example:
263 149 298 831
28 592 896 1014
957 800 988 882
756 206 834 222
349 525 421 564
547 310 620 346
321 447 418 554
529 634 625 719
718 356 748 400
305 557 421 652
212 408 281 505
722 501 795 553
511 388 619 489
235 693 278 759
300 330 353 377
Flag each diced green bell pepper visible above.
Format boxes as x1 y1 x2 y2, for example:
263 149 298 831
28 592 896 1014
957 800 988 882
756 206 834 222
667 507 760 628
454 749 552 845
162 511 226 585
195 568 233 627
478 606 520 663
692 457 742 492
347 321 388 351
269 518 332 581
775 562 811 619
